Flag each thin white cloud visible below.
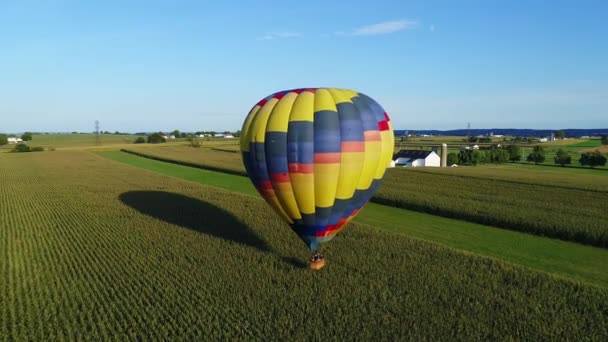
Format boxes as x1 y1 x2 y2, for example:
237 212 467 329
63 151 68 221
351 20 418 36
259 31 301 40
429 25 435 32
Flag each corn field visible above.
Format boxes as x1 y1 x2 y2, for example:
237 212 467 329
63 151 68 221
0 151 607 339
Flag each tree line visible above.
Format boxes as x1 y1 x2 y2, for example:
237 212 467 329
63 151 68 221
448 143 607 168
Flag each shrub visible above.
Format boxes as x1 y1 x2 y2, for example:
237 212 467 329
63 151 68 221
147 133 166 144
0 134 7 146
13 143 30 153
134 137 146 144
446 153 458 166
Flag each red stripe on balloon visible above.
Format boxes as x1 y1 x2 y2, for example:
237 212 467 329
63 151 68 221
259 181 273 190
378 120 389 131
316 219 347 236
314 153 341 163
270 173 290 182
288 163 314 173
341 141 365 152
384 112 390 121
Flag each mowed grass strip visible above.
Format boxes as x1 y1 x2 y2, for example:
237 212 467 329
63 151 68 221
98 150 608 287
1 151 607 340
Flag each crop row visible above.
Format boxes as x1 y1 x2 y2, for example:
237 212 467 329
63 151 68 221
0 151 607 339
374 169 608 247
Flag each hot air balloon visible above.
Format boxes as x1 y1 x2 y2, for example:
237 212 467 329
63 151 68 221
240 88 394 269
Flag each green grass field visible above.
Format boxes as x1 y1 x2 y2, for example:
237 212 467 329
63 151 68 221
568 139 603 148
98 151 608 287
1 150 607 339
27 133 140 148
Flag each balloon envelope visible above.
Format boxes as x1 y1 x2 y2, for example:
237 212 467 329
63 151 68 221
241 88 394 251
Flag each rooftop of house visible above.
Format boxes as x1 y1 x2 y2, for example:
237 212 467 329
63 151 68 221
393 150 435 160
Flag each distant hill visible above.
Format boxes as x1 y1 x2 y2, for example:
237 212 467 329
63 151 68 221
394 128 608 137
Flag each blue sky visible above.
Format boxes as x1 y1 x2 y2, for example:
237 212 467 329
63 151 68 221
1 0 607 132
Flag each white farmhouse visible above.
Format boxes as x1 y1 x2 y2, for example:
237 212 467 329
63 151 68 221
392 150 441 167
224 134 234 139
7 137 23 144
214 133 225 138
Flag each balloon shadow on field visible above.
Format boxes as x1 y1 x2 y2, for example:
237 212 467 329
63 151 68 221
119 191 271 253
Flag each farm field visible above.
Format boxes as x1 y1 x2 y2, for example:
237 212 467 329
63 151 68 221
27 133 140 148
119 145 608 247
127 143 608 190
123 144 245 175
398 163 608 191
99 151 608 287
378 168 608 247
1 151 608 339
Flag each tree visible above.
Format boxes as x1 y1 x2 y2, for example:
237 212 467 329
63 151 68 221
506 145 521 162
488 149 509 164
526 145 545 164
171 130 180 137
554 131 565 140
13 143 30 153
147 133 166 144
527 138 536 144
21 132 33 141
554 148 571 167
134 137 146 144
601 135 608 145
458 149 484 166
0 134 7 146
447 153 458 166
579 151 607 168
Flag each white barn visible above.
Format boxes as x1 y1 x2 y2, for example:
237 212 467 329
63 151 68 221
392 150 441 167
7 137 23 144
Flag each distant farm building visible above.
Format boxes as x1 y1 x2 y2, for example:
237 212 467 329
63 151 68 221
392 150 441 167
224 134 235 139
214 133 225 138
7 137 23 144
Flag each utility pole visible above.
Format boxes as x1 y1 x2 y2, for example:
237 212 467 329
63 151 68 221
95 120 101 146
